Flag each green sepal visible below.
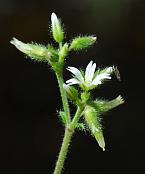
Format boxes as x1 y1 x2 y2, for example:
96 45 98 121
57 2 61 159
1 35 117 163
63 84 79 102
69 36 96 51
84 105 105 151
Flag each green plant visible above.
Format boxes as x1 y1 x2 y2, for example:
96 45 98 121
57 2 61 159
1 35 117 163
10 12 124 174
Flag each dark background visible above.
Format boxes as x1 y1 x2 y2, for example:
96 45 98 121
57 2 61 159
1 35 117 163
0 0 145 173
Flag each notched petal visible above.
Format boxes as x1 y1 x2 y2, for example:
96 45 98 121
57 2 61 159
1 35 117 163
66 78 80 85
67 67 84 82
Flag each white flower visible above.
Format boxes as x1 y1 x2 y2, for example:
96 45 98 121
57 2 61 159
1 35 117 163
66 61 114 90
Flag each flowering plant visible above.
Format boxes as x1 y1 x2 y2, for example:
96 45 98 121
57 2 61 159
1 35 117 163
10 13 124 174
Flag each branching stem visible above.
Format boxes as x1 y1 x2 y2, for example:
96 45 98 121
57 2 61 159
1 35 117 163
53 104 85 174
53 43 85 174
71 106 85 128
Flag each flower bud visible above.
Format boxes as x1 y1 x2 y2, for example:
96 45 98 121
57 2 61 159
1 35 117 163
51 13 64 43
84 105 105 151
70 36 97 51
10 38 51 61
93 95 124 113
63 84 78 101
59 43 69 62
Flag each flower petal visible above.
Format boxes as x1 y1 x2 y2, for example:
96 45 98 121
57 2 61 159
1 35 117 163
67 67 84 82
10 38 31 54
85 61 93 81
92 66 113 86
92 73 111 85
89 62 96 81
51 13 59 27
66 78 80 85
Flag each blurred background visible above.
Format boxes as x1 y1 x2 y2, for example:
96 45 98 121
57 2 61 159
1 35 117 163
0 0 145 173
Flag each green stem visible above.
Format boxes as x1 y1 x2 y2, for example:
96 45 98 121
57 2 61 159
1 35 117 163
56 73 71 124
53 127 74 174
53 106 84 174
71 106 84 128
54 42 85 174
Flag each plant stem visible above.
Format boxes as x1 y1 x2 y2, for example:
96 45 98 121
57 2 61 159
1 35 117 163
53 106 84 174
53 127 74 174
71 106 84 128
56 73 71 124
54 42 85 174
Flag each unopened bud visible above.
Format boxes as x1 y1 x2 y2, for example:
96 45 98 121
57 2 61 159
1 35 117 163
70 36 97 51
51 13 64 43
93 95 124 113
10 38 50 61
63 84 78 101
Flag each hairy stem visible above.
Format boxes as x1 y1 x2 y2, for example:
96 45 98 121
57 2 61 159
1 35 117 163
54 42 85 173
53 127 74 174
56 73 71 124
53 106 84 174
